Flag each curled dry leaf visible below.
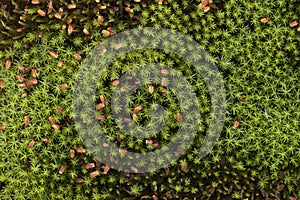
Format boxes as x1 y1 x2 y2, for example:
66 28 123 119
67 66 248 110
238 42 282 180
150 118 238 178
20 16 26 22
18 83 27 88
100 95 105 103
232 120 240 129
152 195 158 200
176 113 182 122
17 28 25 33
70 149 75 158
290 21 298 27
59 166 66 174
37 9 46 16
132 113 137 121
181 164 187 172
134 0 141 2
158 0 163 4
152 143 159 148
6 60 11 70
99 45 107 52
119 148 127 153
62 24 67 30
0 81 4 89
41 138 48 142
100 5 106 10
28 140 35 148
161 69 169 74
204 6 211 12
161 78 167 87
49 116 56 125
98 15 104 25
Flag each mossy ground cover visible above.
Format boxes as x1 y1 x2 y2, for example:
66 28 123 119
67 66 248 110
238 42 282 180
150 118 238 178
0 0 299 199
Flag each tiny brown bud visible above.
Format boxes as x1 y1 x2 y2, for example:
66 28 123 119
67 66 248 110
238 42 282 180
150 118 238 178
158 0 163 4
74 53 82 61
113 43 122 50
85 163 95 169
161 78 167 87
70 149 75 158
49 51 58 58
152 143 159 148
52 124 60 130
134 0 141 2
76 148 86 153
41 138 48 142
48 0 53 14
18 83 27 88
96 103 105 110
99 45 107 53
97 115 105 120
37 9 46 16
145 139 153 144
124 7 133 13
0 125 5 131
20 16 26 22
16 74 23 82
102 165 110 174
102 143 110 148
6 60 11 70
297 27 300 32
112 80 119 86
58 7 64 12
75 178 84 183
28 140 35 148
57 61 64 67
148 85 154 94
83 28 89 35
98 15 104 25
59 166 66 174
132 113 137 121
160 88 168 93
99 5 106 10
54 13 62 19
57 106 63 114
27 79 38 86
290 21 298 28
49 116 55 125
181 164 187 172
17 28 25 33
32 0 40 4
176 113 182 122
102 30 110 37
0 81 4 89
90 171 100 178
107 27 114 35
204 6 210 12
31 69 38 77
119 148 127 153
165 168 170 176
260 18 268 23
21 92 28 98
161 69 169 74
67 4 76 9
152 195 158 200
232 120 240 129
60 83 68 90
130 166 138 173
24 116 30 125
133 105 143 114
68 24 73 35
99 95 105 103
62 24 67 30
